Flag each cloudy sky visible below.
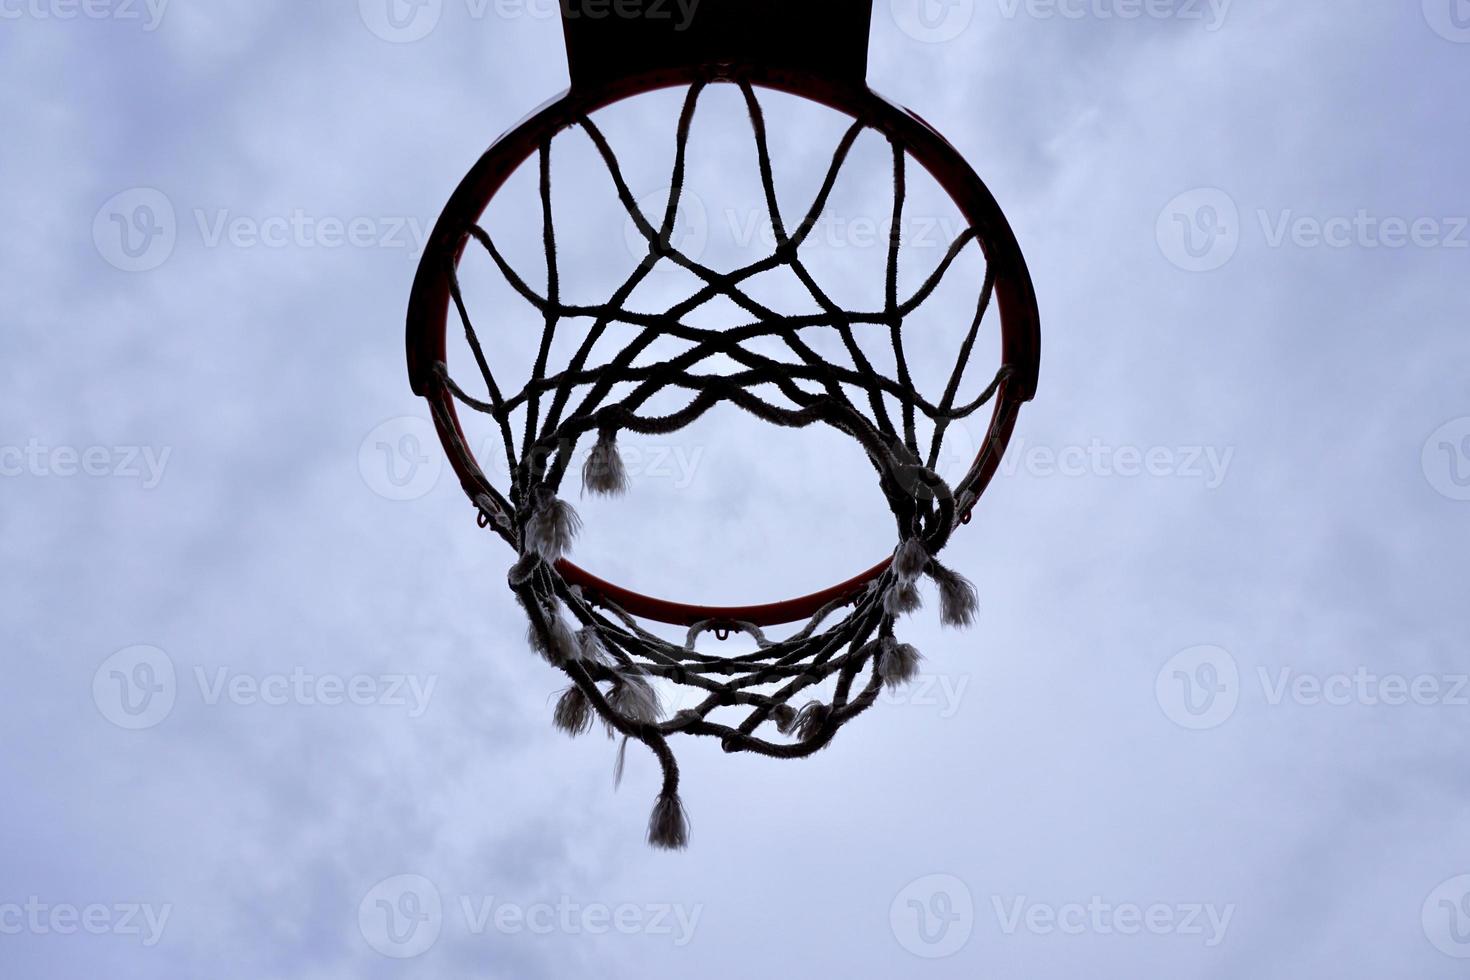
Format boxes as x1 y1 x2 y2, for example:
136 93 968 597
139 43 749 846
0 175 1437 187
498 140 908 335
3 0 1469 977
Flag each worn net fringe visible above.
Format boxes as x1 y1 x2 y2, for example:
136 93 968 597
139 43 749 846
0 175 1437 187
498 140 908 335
429 81 1011 849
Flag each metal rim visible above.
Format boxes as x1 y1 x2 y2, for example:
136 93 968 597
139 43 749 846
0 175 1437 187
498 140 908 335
407 66 1041 627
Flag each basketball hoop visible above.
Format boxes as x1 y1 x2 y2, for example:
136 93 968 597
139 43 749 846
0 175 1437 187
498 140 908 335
406 0 1040 848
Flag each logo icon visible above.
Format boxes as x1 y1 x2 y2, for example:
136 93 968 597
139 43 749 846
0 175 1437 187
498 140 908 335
1423 0 1470 42
890 873 974 958
93 646 177 730
623 187 709 270
359 874 443 958
932 417 981 491
359 0 444 43
1156 645 1239 730
876 419 981 503
1423 875 1470 958
359 417 443 501
1423 418 1470 501
890 0 976 44
94 188 177 273
1157 188 1240 272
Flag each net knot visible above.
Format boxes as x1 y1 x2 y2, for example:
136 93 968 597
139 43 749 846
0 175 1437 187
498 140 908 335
525 488 581 561
582 426 629 496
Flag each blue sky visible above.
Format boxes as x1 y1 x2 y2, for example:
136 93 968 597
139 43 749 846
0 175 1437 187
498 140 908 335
2 1 1469 977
